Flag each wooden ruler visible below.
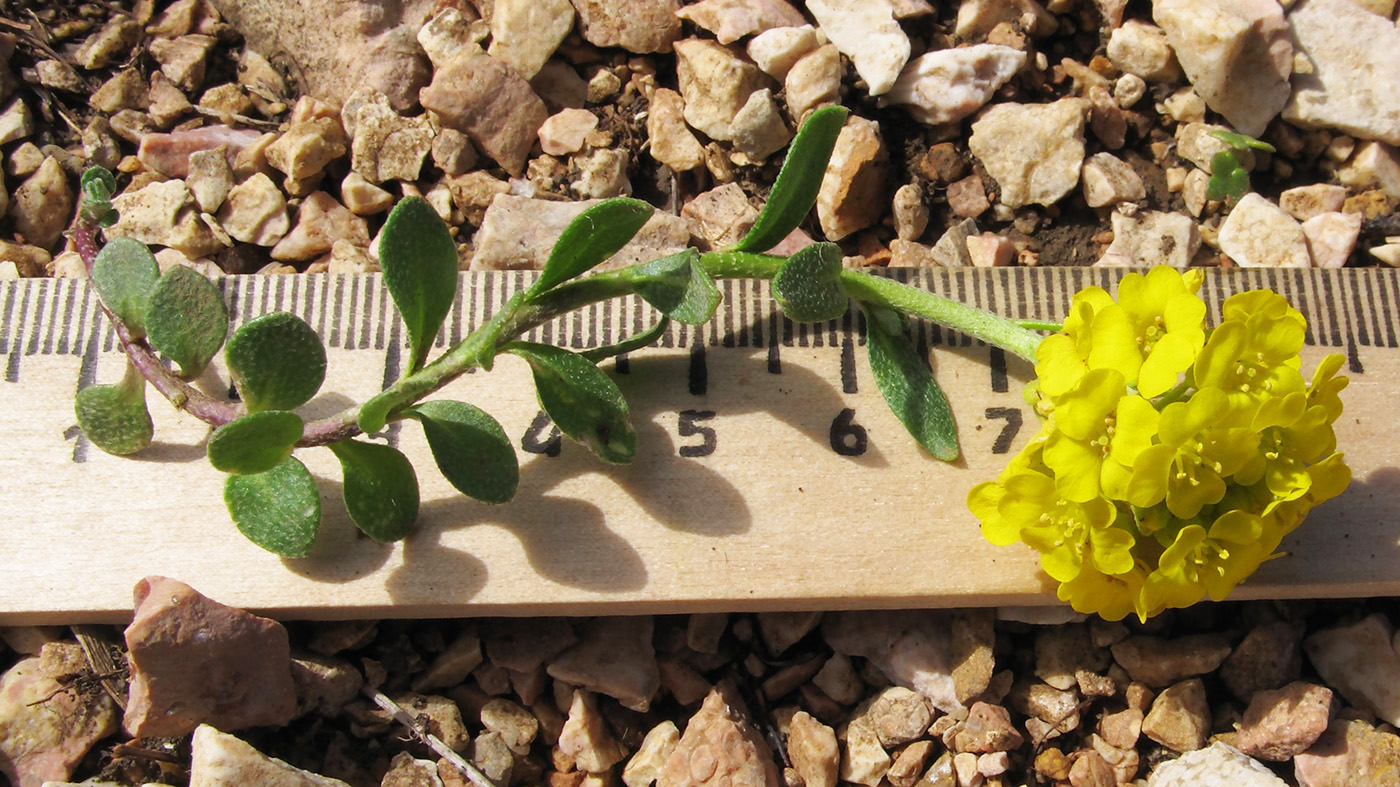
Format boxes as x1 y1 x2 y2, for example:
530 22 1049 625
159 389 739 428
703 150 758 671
1 268 1396 623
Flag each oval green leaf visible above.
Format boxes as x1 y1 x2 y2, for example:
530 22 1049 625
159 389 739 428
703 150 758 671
732 105 848 253
91 237 160 337
146 265 229 379
530 198 654 296
379 196 460 375
74 361 152 456
506 342 636 464
773 242 848 323
225 312 327 413
328 439 420 543
224 456 321 557
207 410 304 475
407 400 518 504
622 249 721 326
864 307 959 461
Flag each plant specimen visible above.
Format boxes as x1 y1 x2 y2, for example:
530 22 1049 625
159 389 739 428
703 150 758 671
1205 128 1277 207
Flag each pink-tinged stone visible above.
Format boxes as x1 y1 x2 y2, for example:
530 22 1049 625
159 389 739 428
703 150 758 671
965 233 1015 267
815 117 889 241
0 656 120 787
547 617 660 712
658 684 780 787
420 51 548 177
570 0 682 53
137 125 263 177
123 576 296 737
676 0 808 45
1236 682 1333 761
1293 718 1400 787
271 191 369 262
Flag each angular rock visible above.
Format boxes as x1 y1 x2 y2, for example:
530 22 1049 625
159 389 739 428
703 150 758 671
956 0 1057 39
949 702 1025 753
658 685 779 787
1141 678 1210 753
416 7 481 71
968 98 1086 209
1219 193 1311 268
1010 680 1081 733
1235 681 1333 762
138 125 263 178
816 117 888 241
384 693 471 753
1293 718 1400 787
340 172 394 216
431 128 478 177
290 654 362 719
0 241 50 278
570 0 682 53
839 720 890 786
1153 0 1291 137
756 612 822 658
1280 184 1348 221
489 0 574 79
648 88 705 171
189 724 349 787
0 655 120 787
480 699 537 756
1220 621 1303 703
787 712 838 787
785 44 841 121
746 25 819 80
1115 73 1147 108
484 618 577 673
1035 624 1109 692
806 0 909 96
559 690 626 773
272 191 369 262
1303 211 1362 269
624 721 680 787
75 16 141 69
1081 152 1145 208
8 157 72 250
570 149 632 199
538 108 599 156
473 194 690 272
853 687 932 748
110 179 224 258
420 51 548 176
149 34 217 92
1337 141 1400 201
947 175 990 219
267 117 347 184
887 740 934 787
412 631 484 693
547 617 660 712
1285 0 1400 146
343 91 433 183
0 98 33 146
217 172 290 246
186 147 234 213
966 233 1016 267
883 44 1025 125
823 610 989 714
381 753 443 787
1147 741 1287 787
1099 209 1200 268
124 577 295 737
677 0 807 45
730 88 791 161
1304 613 1400 726
1105 21 1181 82
674 38 770 142
91 69 150 114
1111 634 1230 687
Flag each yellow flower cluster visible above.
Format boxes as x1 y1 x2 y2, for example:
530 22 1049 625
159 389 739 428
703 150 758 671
969 266 1350 621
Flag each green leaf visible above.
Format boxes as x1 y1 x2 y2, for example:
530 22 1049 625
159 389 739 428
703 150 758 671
530 198 654 296
145 265 229 378
379 196 460 375
225 312 327 412
74 360 152 456
622 249 721 325
224 456 321 557
1208 128 1276 152
80 167 118 226
773 242 848 322
91 237 160 337
864 308 959 461
406 400 518 504
328 439 420 543
506 342 636 463
732 104 848 253
579 317 670 363
207 410 304 475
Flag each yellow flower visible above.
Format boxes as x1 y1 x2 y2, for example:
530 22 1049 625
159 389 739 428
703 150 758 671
1056 559 1155 622
1139 510 1270 612
1193 291 1307 416
1042 368 1159 502
1085 267 1207 397
1126 388 1259 518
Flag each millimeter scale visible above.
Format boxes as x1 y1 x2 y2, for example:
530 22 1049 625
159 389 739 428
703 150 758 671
1 266 1397 623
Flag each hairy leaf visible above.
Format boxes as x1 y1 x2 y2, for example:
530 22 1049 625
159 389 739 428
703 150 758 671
622 249 721 325
225 312 327 412
379 196 460 374
407 400 518 504
145 265 229 378
1208 128 1276 152
80 167 118 226
530 198 654 296
580 317 670 363
207 410 304 475
773 242 848 322
507 342 636 463
732 105 848 253
864 308 959 461
91 237 160 337
329 439 420 543
74 360 152 456
224 456 321 557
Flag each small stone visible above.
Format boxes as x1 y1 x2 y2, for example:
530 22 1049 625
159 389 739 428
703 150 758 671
809 653 862 706
199 83 254 118
217 172 290 246
1164 88 1208 124
479 698 537 755
1285 0 1400 146
489 0 575 79
1371 244 1400 266
1101 209 1201 268
0 654 120 787
956 0 1056 38
730 88 792 161
1105 21 1180 82
190 724 348 787
1292 718 1400 787
884 45 1025 125
787 712 839 787
186 147 234 213
381 753 443 787
448 173 512 226
385 694 471 753
947 175 990 219
75 16 141 69
1010 681 1080 732
1304 613 1400 726
1235 681 1333 761
677 0 807 45
1219 193 1311 268
34 59 83 93
785 44 841 121
571 0 682 53
1146 741 1286 787
587 68 623 103
548 617 660 712
9 156 72 250
431 128 478 177
290 654 363 719
149 34 217 91
1081 152 1145 208
746 25 819 81
344 91 433 184
647 88 705 171
340 172 395 216
1218 622 1303 704
1111 634 1231 687
816 116 888 241
1280 184 1348 221
888 740 934 787
839 721 890 786
1141 678 1210 753
272 191 369 262
856 687 932 748
1303 211 1362 268
1114 74 1146 108
124 577 295 737
757 612 822 657
965 232 1016 267
0 241 49 277
413 631 484 693
658 684 780 787
417 7 482 73
138 125 262 178
951 751 979 787
7 142 44 179
471 731 515 784
538 108 599 156
968 98 1086 209
674 38 770 142
1035 625 1109 692
90 69 149 113
109 178 223 258
951 703 1025 754
0 98 32 147
892 184 928 241
1099 708 1142 750
1337 142 1400 201
806 0 910 96
624 721 681 787
328 240 377 274
267 117 348 183
421 51 548 177
1154 0 1291 137
571 148 631 199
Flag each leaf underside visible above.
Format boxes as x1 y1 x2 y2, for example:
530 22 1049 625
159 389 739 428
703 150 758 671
623 249 721 326
74 363 152 456
91 237 160 337
508 342 637 464
732 105 849 253
773 242 849 323
865 309 959 461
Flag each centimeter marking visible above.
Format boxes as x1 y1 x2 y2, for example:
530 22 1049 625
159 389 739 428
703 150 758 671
2 267 1393 390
